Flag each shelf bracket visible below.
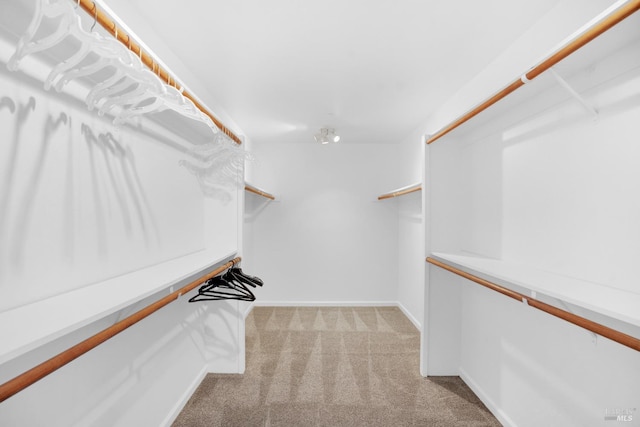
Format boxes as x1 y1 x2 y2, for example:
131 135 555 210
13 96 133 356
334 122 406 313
549 68 598 121
556 297 599 344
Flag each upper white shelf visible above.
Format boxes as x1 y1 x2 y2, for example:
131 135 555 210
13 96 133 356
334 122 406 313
0 249 236 366
0 2 236 148
430 252 640 329
426 0 640 144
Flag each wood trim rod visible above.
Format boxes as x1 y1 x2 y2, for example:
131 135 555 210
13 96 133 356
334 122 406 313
0 256 242 403
426 0 640 144
76 0 242 145
244 184 275 200
426 257 640 352
378 184 422 200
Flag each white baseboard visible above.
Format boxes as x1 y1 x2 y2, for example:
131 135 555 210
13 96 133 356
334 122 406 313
252 301 421 331
161 365 208 427
396 301 421 332
253 300 398 307
459 367 516 427
243 302 255 319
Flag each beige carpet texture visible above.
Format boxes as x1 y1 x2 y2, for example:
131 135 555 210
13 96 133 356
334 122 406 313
173 306 501 426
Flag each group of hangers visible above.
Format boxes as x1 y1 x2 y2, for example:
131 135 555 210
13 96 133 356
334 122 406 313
7 0 221 132
7 0 247 200
189 262 264 303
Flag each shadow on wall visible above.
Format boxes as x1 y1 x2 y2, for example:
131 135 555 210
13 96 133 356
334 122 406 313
192 302 244 365
81 124 160 253
0 96 36 277
0 87 161 306
244 193 274 222
10 111 68 272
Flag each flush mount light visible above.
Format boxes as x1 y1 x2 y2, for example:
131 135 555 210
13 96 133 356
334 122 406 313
314 127 340 144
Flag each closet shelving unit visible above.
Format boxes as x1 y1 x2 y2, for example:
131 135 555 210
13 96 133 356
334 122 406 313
422 0 640 377
427 255 640 350
0 256 242 403
426 0 640 145
244 182 276 201
0 0 248 404
377 182 422 200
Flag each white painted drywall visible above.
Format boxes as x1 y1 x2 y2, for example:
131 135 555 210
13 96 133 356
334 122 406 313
243 142 400 304
394 126 425 329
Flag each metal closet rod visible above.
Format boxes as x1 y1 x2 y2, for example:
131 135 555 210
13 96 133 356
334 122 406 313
426 257 640 352
378 184 422 200
244 184 275 200
76 0 242 145
426 0 640 144
0 256 242 403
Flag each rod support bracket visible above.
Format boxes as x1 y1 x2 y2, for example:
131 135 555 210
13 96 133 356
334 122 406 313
550 68 599 121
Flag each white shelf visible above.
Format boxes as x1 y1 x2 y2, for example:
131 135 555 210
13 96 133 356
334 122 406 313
0 13 220 148
0 250 237 365
430 252 640 329
426 1 640 145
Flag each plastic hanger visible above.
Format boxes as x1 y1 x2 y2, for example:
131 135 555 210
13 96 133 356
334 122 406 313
8 0 75 71
97 84 154 118
112 97 165 125
43 13 103 90
86 74 133 110
84 37 148 109
112 72 210 125
96 66 166 117
164 86 199 117
50 35 127 92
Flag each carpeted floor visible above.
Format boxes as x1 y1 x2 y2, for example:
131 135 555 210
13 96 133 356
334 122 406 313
173 306 501 426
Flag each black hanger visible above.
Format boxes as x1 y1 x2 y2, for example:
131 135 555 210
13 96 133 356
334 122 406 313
225 266 264 287
189 274 255 303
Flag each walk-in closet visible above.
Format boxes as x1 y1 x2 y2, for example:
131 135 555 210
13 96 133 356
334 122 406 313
1 0 639 426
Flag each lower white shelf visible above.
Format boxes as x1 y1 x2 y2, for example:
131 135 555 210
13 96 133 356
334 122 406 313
0 250 237 366
430 252 640 330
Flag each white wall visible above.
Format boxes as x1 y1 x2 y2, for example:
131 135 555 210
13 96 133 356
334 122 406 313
422 1 640 426
244 142 400 304
396 191 423 328
393 126 425 329
0 3 247 424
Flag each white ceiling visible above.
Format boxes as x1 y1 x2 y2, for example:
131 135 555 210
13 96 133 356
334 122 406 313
108 0 562 145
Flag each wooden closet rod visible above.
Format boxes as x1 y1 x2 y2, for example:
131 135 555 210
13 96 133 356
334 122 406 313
426 0 640 144
244 184 275 200
76 0 242 145
378 184 422 200
0 256 242 403
426 257 640 352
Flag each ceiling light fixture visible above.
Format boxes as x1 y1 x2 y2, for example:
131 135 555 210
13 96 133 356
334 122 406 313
314 127 340 144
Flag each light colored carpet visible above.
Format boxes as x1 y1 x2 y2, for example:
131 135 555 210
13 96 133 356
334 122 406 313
173 306 501 426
